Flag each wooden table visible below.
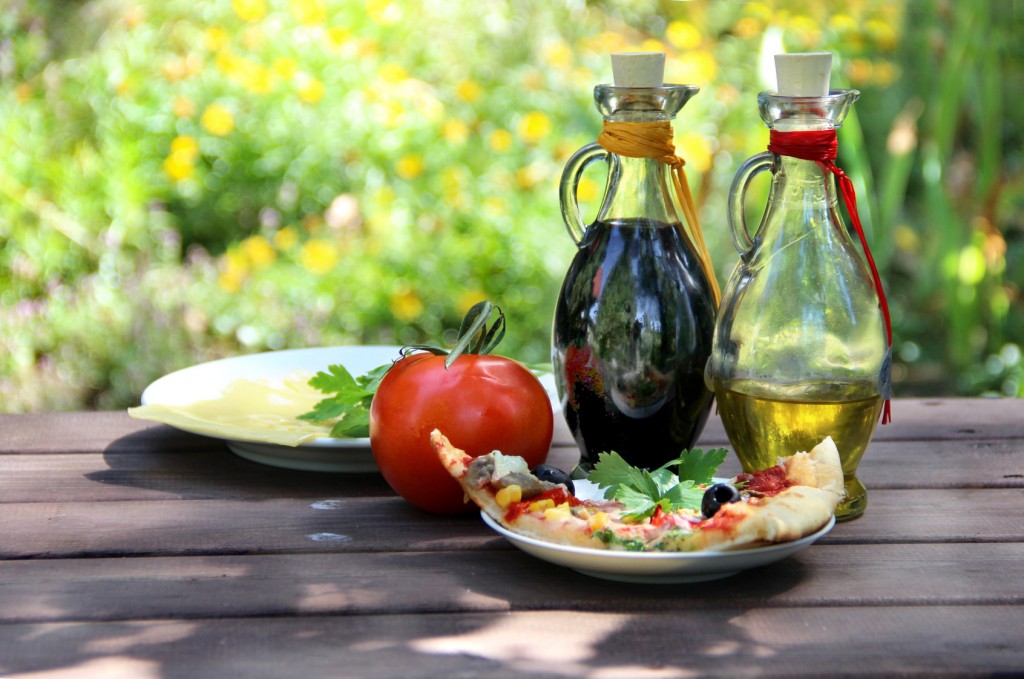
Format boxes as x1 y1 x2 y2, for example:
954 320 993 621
1 398 1022 677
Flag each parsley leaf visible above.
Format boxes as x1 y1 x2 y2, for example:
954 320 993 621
297 363 391 438
589 447 729 522
663 447 729 486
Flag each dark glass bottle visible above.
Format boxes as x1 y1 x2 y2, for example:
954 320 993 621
552 82 716 475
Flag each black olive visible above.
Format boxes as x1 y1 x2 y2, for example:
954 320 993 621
701 483 741 518
531 464 575 494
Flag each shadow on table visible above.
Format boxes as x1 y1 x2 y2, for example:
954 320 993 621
2 550 812 678
89 424 392 500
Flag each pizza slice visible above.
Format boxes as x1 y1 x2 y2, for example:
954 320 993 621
430 428 844 552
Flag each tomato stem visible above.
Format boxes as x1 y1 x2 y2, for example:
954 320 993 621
445 301 505 368
400 301 506 369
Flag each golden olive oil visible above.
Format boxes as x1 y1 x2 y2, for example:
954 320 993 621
715 387 882 520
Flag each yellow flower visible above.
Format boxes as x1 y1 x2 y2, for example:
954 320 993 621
396 154 425 180
218 249 250 292
666 21 702 50
273 226 299 251
241 235 276 268
734 17 761 39
543 41 572 69
205 27 229 52
788 15 821 48
667 50 718 85
483 197 506 215
215 50 242 78
367 0 402 25
272 57 298 81
299 239 338 275
677 132 713 173
201 104 235 136
390 287 423 322
846 58 874 85
576 177 599 203
745 2 772 22
517 111 551 145
233 0 267 22
163 152 195 182
296 74 325 103
488 129 513 152
457 290 486 315
378 63 409 85
443 119 469 145
640 38 666 53
456 80 482 103
583 31 627 55
290 0 326 25
171 135 200 160
865 19 898 51
328 26 351 47
442 166 469 209
828 14 858 35
238 59 272 94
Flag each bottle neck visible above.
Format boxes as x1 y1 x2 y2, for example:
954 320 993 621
597 155 679 225
767 156 841 232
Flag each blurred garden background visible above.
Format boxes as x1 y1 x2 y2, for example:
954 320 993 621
1 0 1022 411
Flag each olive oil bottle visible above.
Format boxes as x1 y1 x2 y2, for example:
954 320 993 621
706 53 891 521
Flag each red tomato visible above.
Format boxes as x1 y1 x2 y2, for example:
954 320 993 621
369 352 554 514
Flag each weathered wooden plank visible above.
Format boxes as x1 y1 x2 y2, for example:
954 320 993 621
1 437 1020 504
1 489 1021 560
1 606 1022 678
4 398 1021 459
1 543 1022 625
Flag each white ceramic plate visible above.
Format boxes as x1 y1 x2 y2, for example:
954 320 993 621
480 480 835 584
140 346 404 472
139 346 559 473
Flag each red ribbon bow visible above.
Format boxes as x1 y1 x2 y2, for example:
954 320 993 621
768 129 892 424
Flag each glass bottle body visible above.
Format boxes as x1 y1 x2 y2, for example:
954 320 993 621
707 91 888 520
553 85 716 474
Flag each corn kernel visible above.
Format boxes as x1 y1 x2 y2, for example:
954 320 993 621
588 512 609 531
495 485 522 508
544 505 572 521
528 498 556 512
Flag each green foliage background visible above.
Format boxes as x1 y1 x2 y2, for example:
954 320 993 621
2 0 1022 411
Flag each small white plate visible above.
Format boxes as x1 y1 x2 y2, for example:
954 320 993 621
480 480 835 583
139 346 403 472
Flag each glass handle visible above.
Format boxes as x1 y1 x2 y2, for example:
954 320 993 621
559 142 608 245
727 151 775 257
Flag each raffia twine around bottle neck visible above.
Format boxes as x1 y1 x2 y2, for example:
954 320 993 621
597 120 721 306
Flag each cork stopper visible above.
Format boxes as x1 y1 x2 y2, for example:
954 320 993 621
775 52 832 96
611 52 665 87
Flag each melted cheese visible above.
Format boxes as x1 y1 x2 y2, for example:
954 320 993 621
128 372 334 446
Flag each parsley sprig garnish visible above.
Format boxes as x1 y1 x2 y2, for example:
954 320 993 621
588 447 729 522
297 363 391 438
